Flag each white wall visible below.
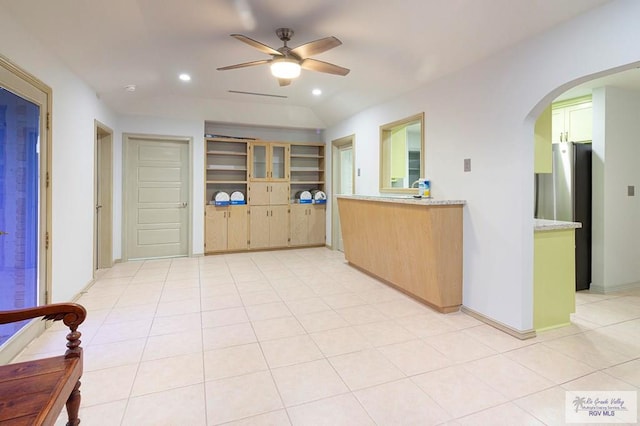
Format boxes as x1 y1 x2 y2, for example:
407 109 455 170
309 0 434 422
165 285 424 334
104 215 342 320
592 86 640 292
326 0 640 332
117 94 326 130
1 11 119 302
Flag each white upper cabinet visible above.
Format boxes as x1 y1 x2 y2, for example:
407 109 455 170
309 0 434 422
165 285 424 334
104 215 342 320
552 98 592 143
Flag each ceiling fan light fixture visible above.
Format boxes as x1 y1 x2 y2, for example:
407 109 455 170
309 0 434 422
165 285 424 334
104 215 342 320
270 59 301 79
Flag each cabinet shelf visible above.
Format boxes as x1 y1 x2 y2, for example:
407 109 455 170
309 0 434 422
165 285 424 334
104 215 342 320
290 167 323 172
207 165 247 171
207 151 248 156
290 154 323 158
206 180 248 184
291 181 325 185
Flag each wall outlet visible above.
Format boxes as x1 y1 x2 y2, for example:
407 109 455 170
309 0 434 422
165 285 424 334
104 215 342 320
628 185 635 196
464 158 471 172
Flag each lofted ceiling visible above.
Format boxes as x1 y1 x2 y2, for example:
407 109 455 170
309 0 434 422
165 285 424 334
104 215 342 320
1 0 615 127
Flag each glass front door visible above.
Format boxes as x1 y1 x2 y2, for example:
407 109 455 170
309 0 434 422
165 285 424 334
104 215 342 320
0 86 41 346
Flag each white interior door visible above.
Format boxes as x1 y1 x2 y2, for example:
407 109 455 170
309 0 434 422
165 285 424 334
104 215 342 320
125 136 189 259
332 137 354 252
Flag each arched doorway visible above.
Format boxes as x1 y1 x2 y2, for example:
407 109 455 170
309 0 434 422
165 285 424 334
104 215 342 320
528 64 640 332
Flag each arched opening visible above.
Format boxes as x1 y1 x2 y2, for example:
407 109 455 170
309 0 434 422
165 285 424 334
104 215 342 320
528 62 640 332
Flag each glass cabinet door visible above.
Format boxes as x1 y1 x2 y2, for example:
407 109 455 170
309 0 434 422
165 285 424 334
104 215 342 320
251 144 267 179
271 145 286 179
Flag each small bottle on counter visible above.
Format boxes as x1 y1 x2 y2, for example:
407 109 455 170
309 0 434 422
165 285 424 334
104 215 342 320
423 178 431 198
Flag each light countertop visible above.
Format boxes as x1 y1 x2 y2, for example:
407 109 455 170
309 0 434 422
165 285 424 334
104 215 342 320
534 218 582 231
337 195 465 206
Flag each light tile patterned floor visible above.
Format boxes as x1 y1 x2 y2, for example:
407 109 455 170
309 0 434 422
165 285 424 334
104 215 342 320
12 247 640 425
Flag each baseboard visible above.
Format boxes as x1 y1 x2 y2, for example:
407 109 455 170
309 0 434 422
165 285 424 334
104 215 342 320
461 306 537 340
589 281 640 294
71 277 98 303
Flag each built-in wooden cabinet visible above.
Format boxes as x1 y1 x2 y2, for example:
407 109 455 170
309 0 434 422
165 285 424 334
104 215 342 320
205 205 248 252
205 138 325 254
249 205 289 249
247 180 289 249
290 204 326 246
248 182 289 206
249 142 289 181
289 144 324 200
204 139 248 205
551 97 592 143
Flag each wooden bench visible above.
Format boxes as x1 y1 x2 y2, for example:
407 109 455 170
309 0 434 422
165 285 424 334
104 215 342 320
0 303 86 426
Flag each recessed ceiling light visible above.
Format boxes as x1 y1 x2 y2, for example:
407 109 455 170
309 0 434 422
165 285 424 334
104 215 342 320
179 73 191 82
312 88 322 96
124 84 136 92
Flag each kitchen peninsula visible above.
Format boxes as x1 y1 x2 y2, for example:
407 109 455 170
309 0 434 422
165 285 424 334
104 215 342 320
337 195 465 313
534 218 581 331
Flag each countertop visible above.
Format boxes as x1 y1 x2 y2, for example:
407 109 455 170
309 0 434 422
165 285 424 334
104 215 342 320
337 194 466 206
534 218 582 231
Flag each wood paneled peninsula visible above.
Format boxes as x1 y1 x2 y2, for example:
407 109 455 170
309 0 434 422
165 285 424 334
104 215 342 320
337 195 465 313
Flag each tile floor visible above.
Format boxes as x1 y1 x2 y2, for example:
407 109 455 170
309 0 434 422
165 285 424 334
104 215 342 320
12 247 640 425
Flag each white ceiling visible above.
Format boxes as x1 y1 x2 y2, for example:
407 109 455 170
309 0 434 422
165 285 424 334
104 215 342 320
2 0 618 126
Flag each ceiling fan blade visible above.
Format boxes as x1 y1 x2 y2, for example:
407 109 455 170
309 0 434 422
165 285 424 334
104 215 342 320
231 34 281 56
301 58 350 76
290 36 342 59
217 59 271 71
278 78 292 87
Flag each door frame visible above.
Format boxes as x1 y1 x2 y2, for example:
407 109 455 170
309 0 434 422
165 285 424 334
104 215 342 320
94 120 113 273
122 133 193 261
0 54 52 363
331 134 355 251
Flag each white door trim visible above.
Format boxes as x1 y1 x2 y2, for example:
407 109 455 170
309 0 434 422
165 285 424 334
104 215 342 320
122 133 193 261
94 120 113 273
0 54 52 363
331 135 355 251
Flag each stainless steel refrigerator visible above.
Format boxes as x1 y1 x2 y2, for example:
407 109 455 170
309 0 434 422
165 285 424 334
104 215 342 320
535 142 592 291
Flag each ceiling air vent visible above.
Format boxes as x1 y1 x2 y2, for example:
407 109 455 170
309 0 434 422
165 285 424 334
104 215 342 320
228 90 287 99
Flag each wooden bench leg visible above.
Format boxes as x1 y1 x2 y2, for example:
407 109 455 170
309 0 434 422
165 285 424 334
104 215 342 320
65 380 81 426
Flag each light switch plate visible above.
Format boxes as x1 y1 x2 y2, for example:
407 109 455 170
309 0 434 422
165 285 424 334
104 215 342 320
628 185 635 196
464 158 471 172
357 168 361 177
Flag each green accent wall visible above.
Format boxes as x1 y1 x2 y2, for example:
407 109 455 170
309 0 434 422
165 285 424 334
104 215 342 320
390 127 406 182
534 229 576 331
534 104 552 173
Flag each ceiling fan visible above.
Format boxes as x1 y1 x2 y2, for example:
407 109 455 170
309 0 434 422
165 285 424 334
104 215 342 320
217 28 350 86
